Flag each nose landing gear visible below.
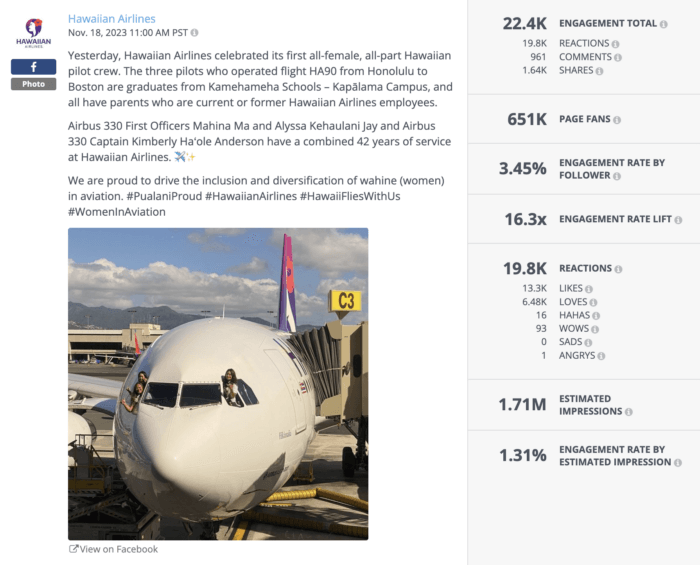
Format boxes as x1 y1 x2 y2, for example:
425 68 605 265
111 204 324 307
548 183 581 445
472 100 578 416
200 521 220 540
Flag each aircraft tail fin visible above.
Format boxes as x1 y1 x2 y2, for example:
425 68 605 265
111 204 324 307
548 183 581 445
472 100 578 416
134 335 141 356
278 234 297 332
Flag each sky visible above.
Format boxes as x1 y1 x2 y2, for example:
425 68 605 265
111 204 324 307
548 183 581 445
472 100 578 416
68 228 368 325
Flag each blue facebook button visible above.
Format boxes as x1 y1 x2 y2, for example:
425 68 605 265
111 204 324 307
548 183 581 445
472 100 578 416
11 59 57 75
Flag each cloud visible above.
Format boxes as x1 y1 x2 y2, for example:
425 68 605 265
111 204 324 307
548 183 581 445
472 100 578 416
187 233 209 245
199 228 247 237
316 277 368 296
270 229 368 278
226 257 268 274
187 228 247 252
68 259 111 272
68 258 326 320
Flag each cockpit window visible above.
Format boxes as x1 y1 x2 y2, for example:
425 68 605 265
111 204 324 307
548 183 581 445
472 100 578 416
180 384 222 408
142 383 179 408
237 379 259 406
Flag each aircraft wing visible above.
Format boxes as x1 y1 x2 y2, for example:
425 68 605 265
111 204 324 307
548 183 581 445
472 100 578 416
69 397 118 416
68 373 123 399
94 353 135 360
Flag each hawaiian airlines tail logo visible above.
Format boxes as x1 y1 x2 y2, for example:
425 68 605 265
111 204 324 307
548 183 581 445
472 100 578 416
286 259 295 293
278 234 297 332
26 19 42 37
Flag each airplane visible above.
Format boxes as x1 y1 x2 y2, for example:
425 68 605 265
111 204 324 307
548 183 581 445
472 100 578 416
92 335 142 366
68 235 335 537
175 151 186 162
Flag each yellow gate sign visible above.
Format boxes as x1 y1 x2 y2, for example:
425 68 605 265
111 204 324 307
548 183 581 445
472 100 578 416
328 290 362 312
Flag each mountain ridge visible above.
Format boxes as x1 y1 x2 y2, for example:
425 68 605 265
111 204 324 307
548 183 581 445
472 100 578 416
68 302 320 331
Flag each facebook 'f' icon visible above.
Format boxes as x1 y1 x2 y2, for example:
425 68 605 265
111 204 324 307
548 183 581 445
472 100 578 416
11 59 56 74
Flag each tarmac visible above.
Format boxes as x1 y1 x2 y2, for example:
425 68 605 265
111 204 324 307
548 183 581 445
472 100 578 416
69 364 368 540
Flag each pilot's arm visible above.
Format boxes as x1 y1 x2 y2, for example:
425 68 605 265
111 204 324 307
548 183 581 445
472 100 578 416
121 398 136 412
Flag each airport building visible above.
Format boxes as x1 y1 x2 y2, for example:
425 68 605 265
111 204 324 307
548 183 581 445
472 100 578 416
68 323 166 361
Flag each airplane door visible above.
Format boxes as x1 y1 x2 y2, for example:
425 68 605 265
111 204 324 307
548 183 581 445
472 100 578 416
265 350 307 433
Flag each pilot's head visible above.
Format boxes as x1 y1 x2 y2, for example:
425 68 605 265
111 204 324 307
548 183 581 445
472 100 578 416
225 368 236 382
138 371 148 384
135 382 145 394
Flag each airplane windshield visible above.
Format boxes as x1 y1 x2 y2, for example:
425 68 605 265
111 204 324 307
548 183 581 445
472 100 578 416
180 384 222 408
142 383 179 408
237 379 259 406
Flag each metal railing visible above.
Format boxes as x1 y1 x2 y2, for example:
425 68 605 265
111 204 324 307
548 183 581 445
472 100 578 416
68 434 114 494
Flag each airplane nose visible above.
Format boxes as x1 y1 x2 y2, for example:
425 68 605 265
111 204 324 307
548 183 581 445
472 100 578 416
154 412 221 491
133 407 222 514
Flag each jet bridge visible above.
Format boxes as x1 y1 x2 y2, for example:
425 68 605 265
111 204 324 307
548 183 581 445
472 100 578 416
288 318 368 477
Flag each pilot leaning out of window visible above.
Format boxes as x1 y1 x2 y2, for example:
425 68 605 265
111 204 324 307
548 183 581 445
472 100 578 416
222 368 241 406
126 371 148 398
122 381 144 414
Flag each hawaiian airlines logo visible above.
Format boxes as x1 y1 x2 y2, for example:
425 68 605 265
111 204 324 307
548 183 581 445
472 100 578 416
286 259 295 292
18 18 50 47
26 19 42 37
